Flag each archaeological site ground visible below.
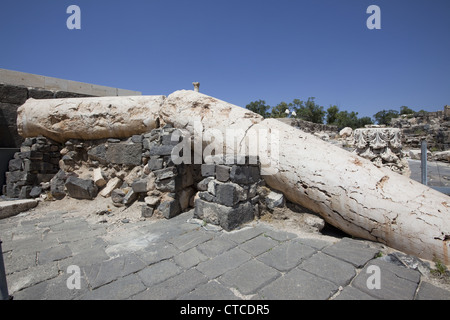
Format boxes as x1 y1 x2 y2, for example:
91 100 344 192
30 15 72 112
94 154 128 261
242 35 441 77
0 69 449 302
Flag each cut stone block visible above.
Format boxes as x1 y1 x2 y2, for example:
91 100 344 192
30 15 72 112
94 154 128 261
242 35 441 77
201 164 215 177
194 198 254 231
99 177 122 198
106 143 142 166
0 199 38 219
65 176 98 200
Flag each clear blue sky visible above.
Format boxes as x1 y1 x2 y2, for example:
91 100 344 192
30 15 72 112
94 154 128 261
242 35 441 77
1 0 449 118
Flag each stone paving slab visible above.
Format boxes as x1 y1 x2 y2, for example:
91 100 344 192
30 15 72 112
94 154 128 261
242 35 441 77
2 208 450 301
219 260 281 295
256 241 316 272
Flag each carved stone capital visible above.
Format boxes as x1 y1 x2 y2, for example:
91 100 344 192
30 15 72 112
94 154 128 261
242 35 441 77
354 128 409 176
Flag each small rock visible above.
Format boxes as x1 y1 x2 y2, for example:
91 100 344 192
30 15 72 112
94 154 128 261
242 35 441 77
141 205 154 218
65 176 98 200
339 127 353 138
144 195 160 207
265 190 285 210
111 189 126 205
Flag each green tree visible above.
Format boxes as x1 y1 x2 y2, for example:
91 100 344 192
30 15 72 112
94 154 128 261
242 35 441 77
335 111 359 129
245 100 270 118
373 109 399 125
356 116 373 128
292 97 325 124
270 102 290 118
326 105 339 125
400 106 415 115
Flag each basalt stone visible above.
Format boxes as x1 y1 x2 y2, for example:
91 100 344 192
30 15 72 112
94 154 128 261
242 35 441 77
28 88 55 100
157 197 181 219
111 189 126 207
17 151 43 161
87 144 108 165
197 177 214 191
153 167 178 181
149 145 173 156
50 170 67 200
201 164 216 177
148 158 164 171
0 84 28 104
131 135 143 143
123 188 138 206
215 165 231 182
6 171 36 184
141 205 154 218
194 199 254 231
19 186 32 199
65 176 98 200
131 179 148 193
161 133 180 146
155 177 178 193
29 186 43 198
214 182 242 207
8 158 23 172
106 143 142 166
230 165 260 185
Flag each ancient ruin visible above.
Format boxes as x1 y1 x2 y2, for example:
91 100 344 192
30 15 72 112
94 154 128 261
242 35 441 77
354 127 410 176
6 89 448 266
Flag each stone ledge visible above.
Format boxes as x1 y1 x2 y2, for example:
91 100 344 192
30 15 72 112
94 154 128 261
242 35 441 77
0 199 38 219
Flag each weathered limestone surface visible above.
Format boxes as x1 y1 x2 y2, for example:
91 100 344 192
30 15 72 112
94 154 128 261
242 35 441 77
16 90 450 264
17 96 165 142
254 119 450 264
160 90 262 156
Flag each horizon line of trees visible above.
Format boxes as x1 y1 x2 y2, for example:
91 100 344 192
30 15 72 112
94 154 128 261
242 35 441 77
245 98 424 129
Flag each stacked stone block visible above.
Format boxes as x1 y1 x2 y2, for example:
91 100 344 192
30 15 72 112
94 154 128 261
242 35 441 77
140 125 196 219
3 137 62 199
194 155 262 231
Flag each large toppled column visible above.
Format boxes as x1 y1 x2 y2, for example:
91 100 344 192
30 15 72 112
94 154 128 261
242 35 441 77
16 90 450 264
17 96 164 142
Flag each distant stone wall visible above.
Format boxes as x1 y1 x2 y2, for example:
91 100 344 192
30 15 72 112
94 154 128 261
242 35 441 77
390 106 450 151
275 118 339 135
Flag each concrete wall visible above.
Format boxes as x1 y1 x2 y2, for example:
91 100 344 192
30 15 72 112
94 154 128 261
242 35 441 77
0 69 141 97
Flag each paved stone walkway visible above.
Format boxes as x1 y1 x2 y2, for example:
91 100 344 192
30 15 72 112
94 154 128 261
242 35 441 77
1 209 449 300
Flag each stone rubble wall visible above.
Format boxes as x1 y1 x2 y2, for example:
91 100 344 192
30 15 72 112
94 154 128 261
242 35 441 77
2 126 288 231
3 136 62 198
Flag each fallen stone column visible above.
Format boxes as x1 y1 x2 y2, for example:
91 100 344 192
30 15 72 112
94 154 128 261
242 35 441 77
17 96 165 143
253 119 450 264
16 90 450 264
